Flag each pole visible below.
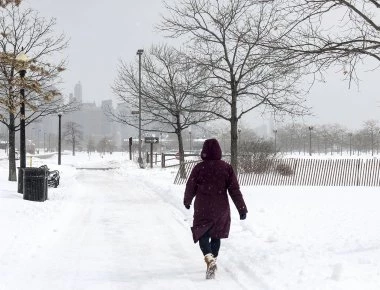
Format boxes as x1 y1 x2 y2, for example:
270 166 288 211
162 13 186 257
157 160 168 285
17 86 26 194
37 129 40 154
308 126 313 156
349 133 352 156
290 134 293 154
129 141 132 161
160 133 163 153
20 89 25 169
137 49 144 168
150 143 153 168
309 131 311 156
16 52 28 193
58 113 62 165
275 133 277 152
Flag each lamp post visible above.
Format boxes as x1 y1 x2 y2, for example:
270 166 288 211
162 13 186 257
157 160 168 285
189 129 192 152
137 49 144 167
31 127 35 151
348 133 352 156
58 112 62 165
238 128 241 148
160 132 163 153
16 52 29 194
290 126 294 154
37 128 41 154
48 133 51 152
308 126 313 156
273 129 278 152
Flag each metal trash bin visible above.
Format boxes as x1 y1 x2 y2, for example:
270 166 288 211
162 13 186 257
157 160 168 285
23 167 48 202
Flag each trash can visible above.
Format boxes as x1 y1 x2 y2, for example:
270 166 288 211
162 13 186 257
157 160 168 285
23 167 48 202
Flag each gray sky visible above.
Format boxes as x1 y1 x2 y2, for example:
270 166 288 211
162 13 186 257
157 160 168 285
302 63 380 130
27 0 379 130
27 0 166 103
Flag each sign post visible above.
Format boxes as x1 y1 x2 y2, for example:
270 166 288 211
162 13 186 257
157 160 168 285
144 137 159 168
128 137 133 160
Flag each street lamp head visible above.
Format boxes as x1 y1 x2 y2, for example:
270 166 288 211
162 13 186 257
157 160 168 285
15 52 29 76
137 49 144 55
308 126 313 130
58 111 63 117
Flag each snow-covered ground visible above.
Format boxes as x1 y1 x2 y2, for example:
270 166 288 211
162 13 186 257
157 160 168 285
0 151 380 290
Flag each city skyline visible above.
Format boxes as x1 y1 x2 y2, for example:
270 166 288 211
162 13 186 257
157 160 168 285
28 0 379 131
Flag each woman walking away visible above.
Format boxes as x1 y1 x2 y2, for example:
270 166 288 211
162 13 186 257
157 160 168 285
183 138 248 279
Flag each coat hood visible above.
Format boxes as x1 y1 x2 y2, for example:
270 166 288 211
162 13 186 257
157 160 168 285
201 138 222 160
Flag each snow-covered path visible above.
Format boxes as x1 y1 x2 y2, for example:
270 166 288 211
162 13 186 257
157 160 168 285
0 157 257 289
1 152 380 290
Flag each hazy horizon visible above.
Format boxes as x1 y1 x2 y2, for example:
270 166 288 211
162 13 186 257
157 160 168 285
28 0 379 131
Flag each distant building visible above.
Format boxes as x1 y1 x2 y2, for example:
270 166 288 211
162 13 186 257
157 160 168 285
74 81 82 103
23 80 140 152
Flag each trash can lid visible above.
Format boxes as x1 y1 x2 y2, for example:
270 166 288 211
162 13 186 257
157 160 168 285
23 167 47 176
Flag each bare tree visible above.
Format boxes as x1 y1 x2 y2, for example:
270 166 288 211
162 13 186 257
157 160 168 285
362 119 380 156
281 0 380 85
0 5 71 181
110 44 218 166
96 137 113 155
63 121 82 156
159 0 309 171
277 123 300 154
0 0 21 8
317 125 333 155
86 135 96 154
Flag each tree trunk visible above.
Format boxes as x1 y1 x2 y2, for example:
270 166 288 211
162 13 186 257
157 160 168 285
8 113 16 181
72 136 75 156
177 129 187 178
230 89 238 174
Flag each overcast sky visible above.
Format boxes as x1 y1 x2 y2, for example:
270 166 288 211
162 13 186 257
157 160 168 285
27 0 379 130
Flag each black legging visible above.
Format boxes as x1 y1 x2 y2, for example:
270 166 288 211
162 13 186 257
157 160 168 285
199 231 221 258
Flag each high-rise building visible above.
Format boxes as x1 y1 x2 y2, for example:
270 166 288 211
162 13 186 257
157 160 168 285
74 81 82 103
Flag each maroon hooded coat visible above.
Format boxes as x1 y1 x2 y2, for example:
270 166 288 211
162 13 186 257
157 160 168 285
184 139 248 243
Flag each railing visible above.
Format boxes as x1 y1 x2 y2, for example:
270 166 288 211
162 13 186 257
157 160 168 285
160 153 200 168
174 158 380 186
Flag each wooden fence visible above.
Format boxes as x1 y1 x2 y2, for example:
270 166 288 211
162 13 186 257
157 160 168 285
174 158 380 186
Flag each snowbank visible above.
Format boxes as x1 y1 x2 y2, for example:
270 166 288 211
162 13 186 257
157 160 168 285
0 151 379 289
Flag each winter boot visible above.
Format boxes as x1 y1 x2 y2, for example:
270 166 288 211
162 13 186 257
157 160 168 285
204 253 217 279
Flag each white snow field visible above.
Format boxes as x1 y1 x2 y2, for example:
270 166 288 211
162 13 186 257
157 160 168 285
1 151 380 290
